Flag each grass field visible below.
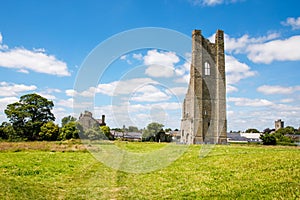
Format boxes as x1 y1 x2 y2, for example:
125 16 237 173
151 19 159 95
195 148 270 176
0 141 299 199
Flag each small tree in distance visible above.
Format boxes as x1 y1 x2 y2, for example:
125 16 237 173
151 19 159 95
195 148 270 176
59 121 79 140
61 115 76 127
142 122 164 141
245 128 260 133
260 133 276 145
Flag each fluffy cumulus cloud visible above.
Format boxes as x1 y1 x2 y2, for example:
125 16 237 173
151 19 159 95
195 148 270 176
281 17 300 30
0 96 19 109
218 32 300 64
257 85 300 95
246 36 300 64
224 33 280 54
225 55 257 91
0 34 70 76
0 82 37 97
130 84 171 102
144 50 180 78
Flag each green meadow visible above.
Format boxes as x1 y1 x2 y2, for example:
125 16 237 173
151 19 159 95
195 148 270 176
0 141 299 199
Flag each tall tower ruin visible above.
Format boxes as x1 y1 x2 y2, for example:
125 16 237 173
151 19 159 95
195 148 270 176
180 29 227 144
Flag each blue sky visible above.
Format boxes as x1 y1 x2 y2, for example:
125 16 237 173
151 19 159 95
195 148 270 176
0 0 300 131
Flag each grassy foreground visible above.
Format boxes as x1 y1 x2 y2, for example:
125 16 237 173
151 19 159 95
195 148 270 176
0 141 299 199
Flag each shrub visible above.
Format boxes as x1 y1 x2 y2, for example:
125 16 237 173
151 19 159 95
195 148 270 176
260 133 276 145
39 121 59 141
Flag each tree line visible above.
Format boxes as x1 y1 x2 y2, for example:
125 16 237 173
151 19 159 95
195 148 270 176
0 93 174 142
0 93 113 141
0 94 83 141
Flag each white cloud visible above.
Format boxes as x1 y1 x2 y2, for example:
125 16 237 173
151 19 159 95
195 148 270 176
257 85 300 95
0 96 19 110
0 48 70 76
0 33 8 50
130 85 171 102
228 97 274 107
65 89 77 97
167 87 187 96
280 98 294 103
133 53 143 60
144 49 179 78
227 85 238 93
145 65 174 78
45 88 61 93
225 55 257 85
219 32 300 64
281 17 300 30
120 54 132 64
120 55 127 60
175 74 190 84
56 98 74 108
211 32 280 54
227 100 300 131
73 78 159 97
246 35 300 63
17 69 30 74
36 92 56 100
0 34 70 76
189 0 241 6
35 87 62 100
0 82 37 97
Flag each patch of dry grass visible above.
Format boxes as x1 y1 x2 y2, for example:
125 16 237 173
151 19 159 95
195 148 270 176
0 140 87 152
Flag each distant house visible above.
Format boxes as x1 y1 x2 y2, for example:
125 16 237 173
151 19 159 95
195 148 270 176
169 130 181 142
112 131 142 141
227 132 262 143
78 111 106 130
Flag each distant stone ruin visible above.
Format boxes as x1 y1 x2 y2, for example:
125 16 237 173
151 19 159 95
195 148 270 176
275 119 284 131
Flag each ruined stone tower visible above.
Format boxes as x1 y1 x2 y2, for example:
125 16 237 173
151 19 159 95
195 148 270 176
180 29 227 144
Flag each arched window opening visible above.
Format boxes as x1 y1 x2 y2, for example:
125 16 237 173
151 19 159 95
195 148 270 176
204 62 210 76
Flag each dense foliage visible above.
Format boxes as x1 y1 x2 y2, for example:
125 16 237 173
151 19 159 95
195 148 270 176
4 94 55 140
142 122 164 141
260 126 298 145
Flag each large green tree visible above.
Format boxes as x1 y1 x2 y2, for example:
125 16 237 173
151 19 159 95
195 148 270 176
4 93 55 140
